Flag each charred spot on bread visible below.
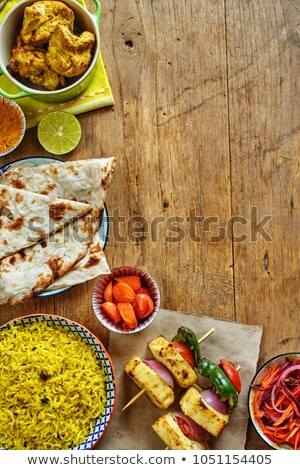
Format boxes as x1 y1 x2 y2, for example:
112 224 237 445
49 202 67 220
83 255 100 269
9 256 16 266
15 192 24 203
9 217 24 230
11 179 26 190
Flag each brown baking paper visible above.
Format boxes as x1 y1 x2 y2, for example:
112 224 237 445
99 309 263 450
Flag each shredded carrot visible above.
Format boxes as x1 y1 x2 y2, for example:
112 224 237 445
251 359 300 450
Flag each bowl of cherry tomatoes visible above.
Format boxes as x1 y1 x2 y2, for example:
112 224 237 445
92 266 160 334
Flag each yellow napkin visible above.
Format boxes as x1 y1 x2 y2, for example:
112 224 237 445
0 0 114 129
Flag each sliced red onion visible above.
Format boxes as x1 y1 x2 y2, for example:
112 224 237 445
201 389 229 414
271 364 300 414
143 360 174 389
277 364 300 383
174 411 210 441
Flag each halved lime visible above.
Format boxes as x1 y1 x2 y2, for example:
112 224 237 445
37 111 81 155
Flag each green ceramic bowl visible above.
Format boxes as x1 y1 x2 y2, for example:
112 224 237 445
0 0 101 103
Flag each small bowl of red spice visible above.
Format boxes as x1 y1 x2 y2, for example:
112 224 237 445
92 266 160 334
248 352 300 450
0 97 26 157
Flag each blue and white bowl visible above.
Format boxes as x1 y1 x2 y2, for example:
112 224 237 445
0 314 116 450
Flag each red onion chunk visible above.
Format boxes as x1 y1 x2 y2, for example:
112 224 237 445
174 411 210 441
143 360 174 389
201 389 229 414
271 364 300 414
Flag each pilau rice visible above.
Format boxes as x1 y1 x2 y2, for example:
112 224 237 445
0 321 107 450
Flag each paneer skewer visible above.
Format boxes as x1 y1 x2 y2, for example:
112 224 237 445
124 356 175 410
148 336 198 388
179 384 230 438
153 365 241 449
123 328 215 410
152 411 210 450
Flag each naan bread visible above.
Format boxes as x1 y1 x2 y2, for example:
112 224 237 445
45 233 110 290
0 224 92 305
1 158 116 209
0 184 92 260
1 158 115 292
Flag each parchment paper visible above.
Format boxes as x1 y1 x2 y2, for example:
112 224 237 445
99 309 263 450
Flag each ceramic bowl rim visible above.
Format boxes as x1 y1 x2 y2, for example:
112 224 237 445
0 313 116 450
248 351 300 450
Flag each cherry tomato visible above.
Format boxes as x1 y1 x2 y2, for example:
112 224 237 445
176 417 192 438
101 302 121 324
133 294 153 318
132 294 149 318
136 286 151 296
117 303 138 329
104 281 113 302
114 275 141 292
172 341 195 369
112 282 136 303
220 358 241 393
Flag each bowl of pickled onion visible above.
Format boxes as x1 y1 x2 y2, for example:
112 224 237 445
248 352 300 450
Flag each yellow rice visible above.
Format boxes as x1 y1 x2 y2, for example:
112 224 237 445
0 321 107 450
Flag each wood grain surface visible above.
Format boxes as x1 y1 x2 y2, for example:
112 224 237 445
0 0 299 450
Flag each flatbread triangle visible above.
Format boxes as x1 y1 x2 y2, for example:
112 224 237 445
0 158 116 303
0 184 92 260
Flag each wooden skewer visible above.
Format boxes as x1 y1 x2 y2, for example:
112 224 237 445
122 388 146 411
122 327 215 412
198 327 215 344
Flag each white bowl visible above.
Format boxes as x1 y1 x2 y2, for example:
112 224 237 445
248 352 300 450
93 266 160 334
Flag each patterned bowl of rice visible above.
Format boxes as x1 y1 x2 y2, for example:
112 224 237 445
0 314 116 450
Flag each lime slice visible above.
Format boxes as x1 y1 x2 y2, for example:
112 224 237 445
37 111 81 155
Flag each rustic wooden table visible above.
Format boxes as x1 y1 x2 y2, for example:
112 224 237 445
0 0 299 450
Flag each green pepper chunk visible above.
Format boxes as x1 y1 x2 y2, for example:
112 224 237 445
199 358 238 409
171 326 201 367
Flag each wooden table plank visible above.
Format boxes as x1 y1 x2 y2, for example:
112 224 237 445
225 0 300 449
100 0 235 318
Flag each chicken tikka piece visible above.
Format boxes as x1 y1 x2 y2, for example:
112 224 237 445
46 25 95 78
8 35 66 91
20 1 74 47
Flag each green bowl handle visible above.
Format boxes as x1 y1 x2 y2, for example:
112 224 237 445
0 67 32 99
91 0 101 26
0 87 31 99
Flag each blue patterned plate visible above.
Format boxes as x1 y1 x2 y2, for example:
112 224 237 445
0 314 116 450
0 156 109 298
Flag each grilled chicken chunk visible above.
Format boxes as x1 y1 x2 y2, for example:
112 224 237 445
148 336 197 388
20 0 74 46
152 412 209 450
8 40 66 91
125 356 175 409
46 24 95 77
180 385 230 437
